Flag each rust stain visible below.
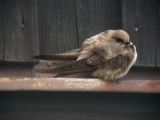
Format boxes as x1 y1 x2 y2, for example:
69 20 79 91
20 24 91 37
0 77 160 93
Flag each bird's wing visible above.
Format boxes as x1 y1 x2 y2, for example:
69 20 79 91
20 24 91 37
34 60 97 76
33 48 97 76
33 48 81 61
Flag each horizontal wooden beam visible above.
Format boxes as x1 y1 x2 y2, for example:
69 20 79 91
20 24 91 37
0 77 160 93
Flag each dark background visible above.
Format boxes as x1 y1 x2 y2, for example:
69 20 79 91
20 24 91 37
0 92 160 120
0 0 160 67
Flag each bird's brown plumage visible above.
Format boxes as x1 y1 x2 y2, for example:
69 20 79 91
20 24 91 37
34 29 137 80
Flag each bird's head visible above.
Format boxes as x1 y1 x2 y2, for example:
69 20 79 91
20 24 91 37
107 30 137 59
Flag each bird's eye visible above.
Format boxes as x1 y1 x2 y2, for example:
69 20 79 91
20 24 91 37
115 38 124 43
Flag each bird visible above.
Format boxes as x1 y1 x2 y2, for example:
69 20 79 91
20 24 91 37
34 29 137 80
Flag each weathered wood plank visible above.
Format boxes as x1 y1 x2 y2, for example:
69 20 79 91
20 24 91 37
0 77 160 93
2 0 22 61
2 0 39 61
0 1 3 60
21 0 39 60
0 0 160 68
75 0 122 45
0 62 160 93
155 1 160 67
37 0 78 54
122 0 160 67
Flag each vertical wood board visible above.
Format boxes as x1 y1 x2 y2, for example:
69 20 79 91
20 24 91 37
75 0 122 45
2 0 39 61
38 0 78 54
122 0 160 67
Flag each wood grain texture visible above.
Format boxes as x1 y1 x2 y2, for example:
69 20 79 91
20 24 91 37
2 0 22 61
0 1 3 60
21 0 39 60
122 0 160 67
37 0 78 54
0 0 160 67
75 0 122 45
2 0 39 61
0 77 160 93
0 63 160 93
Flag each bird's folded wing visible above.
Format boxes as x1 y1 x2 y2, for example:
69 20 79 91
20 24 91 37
33 48 97 76
34 60 97 76
33 48 81 61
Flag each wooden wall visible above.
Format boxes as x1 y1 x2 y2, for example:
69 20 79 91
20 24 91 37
0 0 160 67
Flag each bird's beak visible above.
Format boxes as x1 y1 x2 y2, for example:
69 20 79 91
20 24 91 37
128 42 133 46
127 42 135 51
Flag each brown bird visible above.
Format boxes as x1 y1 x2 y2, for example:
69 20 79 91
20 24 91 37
34 29 137 80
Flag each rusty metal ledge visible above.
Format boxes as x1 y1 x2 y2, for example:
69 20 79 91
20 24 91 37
0 77 160 93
